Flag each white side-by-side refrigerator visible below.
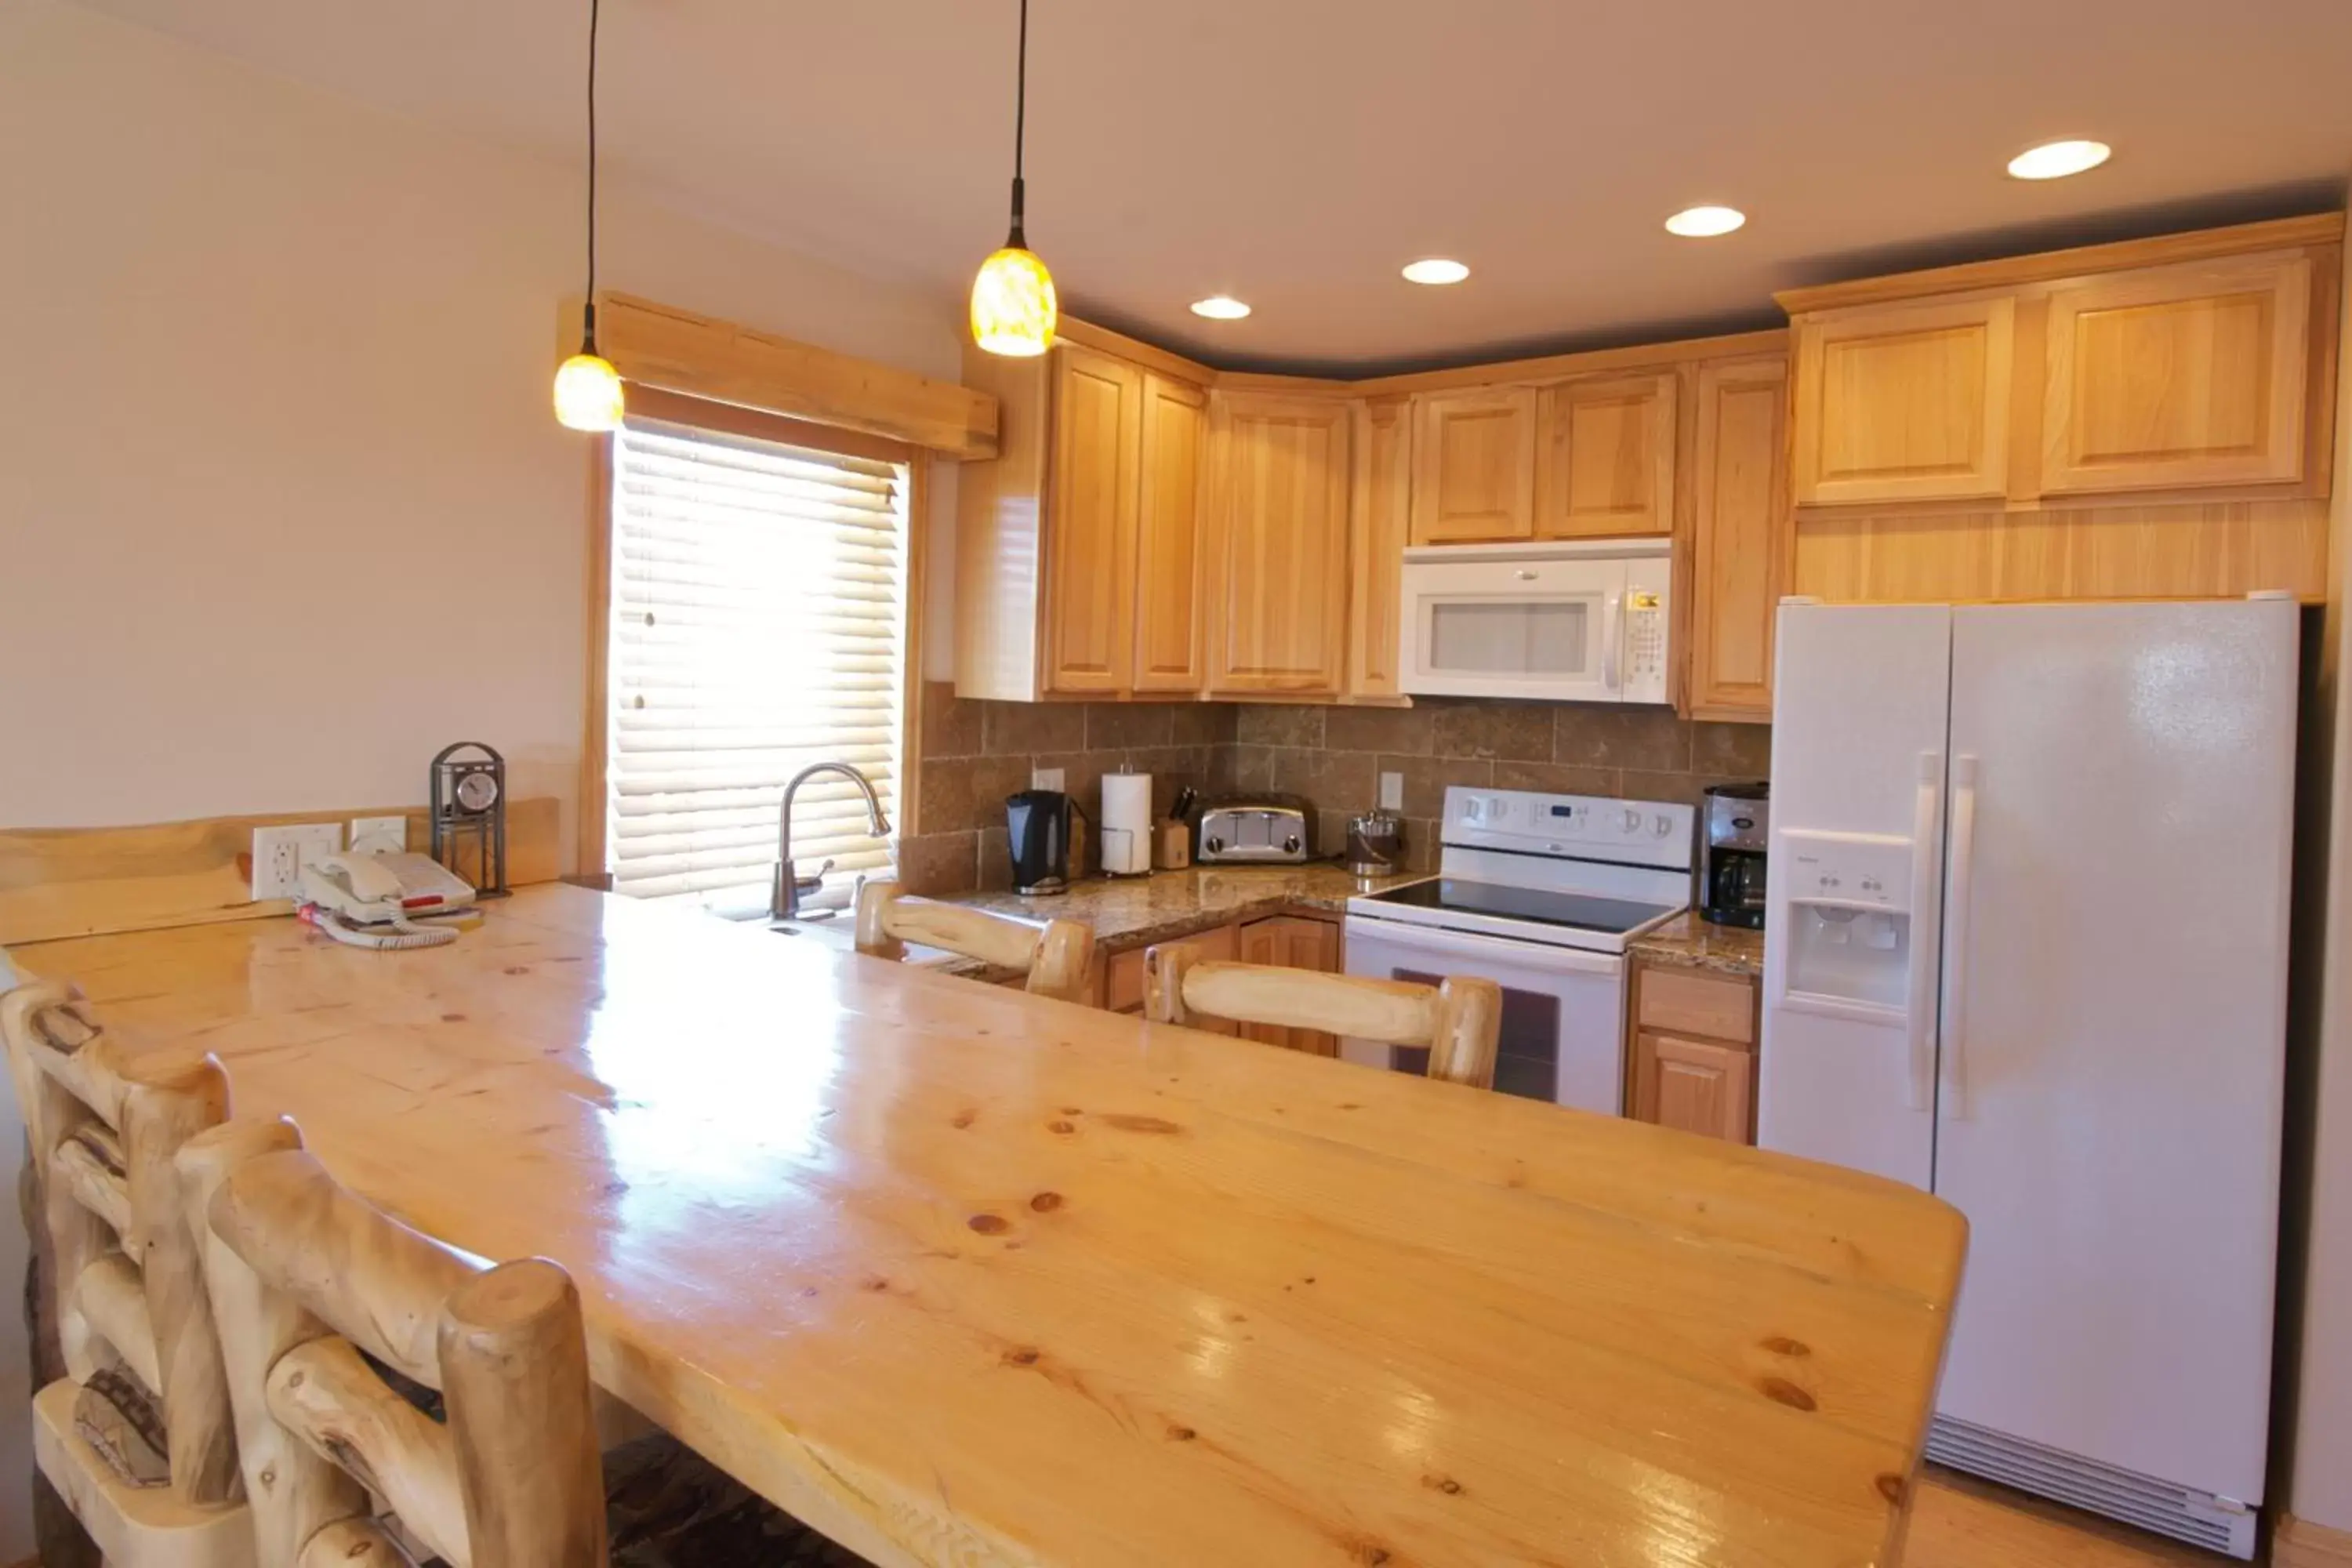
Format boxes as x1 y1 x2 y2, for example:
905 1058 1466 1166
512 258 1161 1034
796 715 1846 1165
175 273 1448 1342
1760 597 2299 1559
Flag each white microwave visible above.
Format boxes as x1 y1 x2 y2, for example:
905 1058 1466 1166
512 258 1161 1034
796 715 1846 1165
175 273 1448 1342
1397 539 1671 703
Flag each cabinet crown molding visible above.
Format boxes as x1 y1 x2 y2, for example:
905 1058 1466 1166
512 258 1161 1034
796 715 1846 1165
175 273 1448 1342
1774 212 2344 318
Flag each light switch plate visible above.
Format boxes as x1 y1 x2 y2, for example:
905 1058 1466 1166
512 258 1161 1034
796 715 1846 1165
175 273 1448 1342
251 822 342 902
1032 766 1065 793
1378 771 1404 812
349 815 408 853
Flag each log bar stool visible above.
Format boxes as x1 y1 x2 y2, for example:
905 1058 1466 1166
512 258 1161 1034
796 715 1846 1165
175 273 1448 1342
179 1113 869 1568
1143 950 1506 1090
0 980 254 1567
854 877 1096 1004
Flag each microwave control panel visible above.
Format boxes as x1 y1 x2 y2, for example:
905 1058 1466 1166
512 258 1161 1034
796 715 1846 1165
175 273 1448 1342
1621 557 1671 705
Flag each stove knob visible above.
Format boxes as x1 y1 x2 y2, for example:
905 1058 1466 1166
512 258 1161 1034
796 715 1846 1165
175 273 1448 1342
1283 833 1301 854
1652 815 1672 837
1621 808 1641 833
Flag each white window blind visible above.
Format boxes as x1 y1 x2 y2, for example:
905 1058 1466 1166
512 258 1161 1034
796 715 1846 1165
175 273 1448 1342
604 416 907 913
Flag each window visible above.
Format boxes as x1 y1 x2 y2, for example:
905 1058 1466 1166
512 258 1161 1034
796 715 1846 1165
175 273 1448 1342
601 412 909 915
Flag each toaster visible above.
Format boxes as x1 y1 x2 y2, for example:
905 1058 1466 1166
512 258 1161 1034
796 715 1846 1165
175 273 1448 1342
1194 795 1316 865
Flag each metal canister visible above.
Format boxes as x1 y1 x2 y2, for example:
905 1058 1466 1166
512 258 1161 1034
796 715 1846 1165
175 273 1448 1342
1345 810 1405 877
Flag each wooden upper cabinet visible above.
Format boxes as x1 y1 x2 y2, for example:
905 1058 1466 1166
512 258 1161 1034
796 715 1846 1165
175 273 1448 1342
1792 296 2015 506
1206 394 1352 697
1687 357 1790 722
1347 396 1411 700
1534 373 1677 536
2040 252 2313 495
1042 344 1143 694
1410 388 1537 542
1131 373 1208 692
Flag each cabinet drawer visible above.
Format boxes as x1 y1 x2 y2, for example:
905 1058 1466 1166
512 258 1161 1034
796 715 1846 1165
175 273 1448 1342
1103 948 1146 1012
1635 967 1754 1045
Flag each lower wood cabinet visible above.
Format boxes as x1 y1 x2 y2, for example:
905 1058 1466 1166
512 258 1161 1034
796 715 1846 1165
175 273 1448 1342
1234 915 1341 1056
1092 910 1342 1046
1624 961 1758 1145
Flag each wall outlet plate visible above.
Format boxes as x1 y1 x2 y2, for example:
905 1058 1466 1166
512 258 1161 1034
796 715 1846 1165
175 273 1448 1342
349 815 408 853
1378 771 1404 812
1032 766 1065 793
252 822 342 902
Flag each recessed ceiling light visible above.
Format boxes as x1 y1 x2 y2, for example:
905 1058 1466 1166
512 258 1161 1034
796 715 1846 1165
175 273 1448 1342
1189 296 1251 320
2008 140 2111 180
1402 259 1471 285
1664 205 1747 238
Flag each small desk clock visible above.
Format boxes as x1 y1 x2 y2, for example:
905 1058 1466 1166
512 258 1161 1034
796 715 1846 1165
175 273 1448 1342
430 741 508 897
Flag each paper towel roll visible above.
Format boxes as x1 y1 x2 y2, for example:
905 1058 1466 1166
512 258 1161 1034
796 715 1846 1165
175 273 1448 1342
1101 771 1153 876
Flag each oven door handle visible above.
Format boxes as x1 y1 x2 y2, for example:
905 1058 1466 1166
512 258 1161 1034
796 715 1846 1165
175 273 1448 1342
1345 920 1624 978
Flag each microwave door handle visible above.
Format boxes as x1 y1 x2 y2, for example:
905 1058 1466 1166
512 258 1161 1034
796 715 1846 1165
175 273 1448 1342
1600 590 1623 692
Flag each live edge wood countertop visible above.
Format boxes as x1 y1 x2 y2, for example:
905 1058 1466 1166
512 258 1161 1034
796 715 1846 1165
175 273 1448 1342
12 884 1962 1567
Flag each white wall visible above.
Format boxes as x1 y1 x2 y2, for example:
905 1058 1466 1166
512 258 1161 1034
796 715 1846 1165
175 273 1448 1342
0 2 964 1552
2287 188 2352 1538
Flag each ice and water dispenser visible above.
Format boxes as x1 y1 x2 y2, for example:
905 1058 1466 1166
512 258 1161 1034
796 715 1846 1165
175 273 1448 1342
1774 829 1917 1014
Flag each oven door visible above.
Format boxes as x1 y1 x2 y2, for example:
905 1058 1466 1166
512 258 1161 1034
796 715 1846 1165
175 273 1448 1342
1399 553 1625 702
1341 917 1628 1115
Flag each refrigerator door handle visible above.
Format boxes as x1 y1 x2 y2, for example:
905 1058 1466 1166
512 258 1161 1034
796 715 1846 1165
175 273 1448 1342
1940 753 1980 1120
1600 590 1624 694
1905 751 1944 1112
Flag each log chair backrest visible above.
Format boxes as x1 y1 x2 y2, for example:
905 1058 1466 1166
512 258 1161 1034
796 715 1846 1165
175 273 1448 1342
1140 952 1505 1090
854 877 1097 1004
0 979 241 1505
181 1118 607 1568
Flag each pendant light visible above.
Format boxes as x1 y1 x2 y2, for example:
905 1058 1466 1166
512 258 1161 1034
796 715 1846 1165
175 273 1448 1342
554 0 624 431
970 0 1056 358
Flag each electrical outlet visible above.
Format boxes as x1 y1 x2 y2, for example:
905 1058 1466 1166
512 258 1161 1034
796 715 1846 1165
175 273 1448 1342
251 822 342 902
1032 766 1065 792
349 815 408 853
1379 771 1404 812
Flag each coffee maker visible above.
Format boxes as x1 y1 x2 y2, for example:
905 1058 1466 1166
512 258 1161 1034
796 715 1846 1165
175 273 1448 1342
1699 782 1769 928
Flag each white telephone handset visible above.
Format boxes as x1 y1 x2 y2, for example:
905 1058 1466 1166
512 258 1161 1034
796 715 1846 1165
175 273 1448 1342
299 852 475 950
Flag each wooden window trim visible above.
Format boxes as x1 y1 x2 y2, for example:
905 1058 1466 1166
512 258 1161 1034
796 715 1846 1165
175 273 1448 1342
576 386 929 885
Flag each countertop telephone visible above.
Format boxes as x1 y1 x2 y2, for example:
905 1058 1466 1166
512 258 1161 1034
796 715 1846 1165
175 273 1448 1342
298 852 476 950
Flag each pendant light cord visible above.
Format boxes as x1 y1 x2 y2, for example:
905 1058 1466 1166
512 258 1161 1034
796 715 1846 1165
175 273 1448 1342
1007 0 1029 249
582 0 602 350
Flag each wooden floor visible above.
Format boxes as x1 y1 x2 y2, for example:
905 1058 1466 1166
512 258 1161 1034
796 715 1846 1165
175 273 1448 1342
1910 1468 2250 1567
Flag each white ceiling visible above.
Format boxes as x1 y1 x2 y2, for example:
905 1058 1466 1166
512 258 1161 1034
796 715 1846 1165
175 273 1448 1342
73 0 2352 374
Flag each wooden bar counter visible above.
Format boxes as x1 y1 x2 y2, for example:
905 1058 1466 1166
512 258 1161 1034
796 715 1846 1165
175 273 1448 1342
12 886 1966 1567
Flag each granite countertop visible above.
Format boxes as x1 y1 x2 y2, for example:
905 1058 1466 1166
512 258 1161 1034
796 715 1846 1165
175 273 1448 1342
1627 912 1766 978
945 862 1418 958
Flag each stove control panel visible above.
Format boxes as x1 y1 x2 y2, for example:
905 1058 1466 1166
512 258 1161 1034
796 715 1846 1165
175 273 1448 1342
1445 787 1693 871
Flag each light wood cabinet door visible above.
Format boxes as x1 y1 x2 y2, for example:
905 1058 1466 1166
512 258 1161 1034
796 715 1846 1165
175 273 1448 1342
1236 916 1341 1056
1132 373 1209 692
1534 372 1676 537
1110 924 1239 1033
1043 344 1142 693
1410 387 1537 542
1347 396 1411 699
1206 394 1352 697
1792 296 2014 506
1687 356 1790 721
1631 1032 1753 1144
2041 252 2313 495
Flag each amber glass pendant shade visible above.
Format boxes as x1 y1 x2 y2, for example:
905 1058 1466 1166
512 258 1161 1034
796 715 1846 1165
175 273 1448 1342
971 239 1057 358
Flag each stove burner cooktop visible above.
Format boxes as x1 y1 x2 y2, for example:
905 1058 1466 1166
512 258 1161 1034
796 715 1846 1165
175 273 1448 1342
1362 877 1679 938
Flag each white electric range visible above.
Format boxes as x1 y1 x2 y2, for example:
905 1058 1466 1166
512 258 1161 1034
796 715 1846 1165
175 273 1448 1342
1343 786 1695 1113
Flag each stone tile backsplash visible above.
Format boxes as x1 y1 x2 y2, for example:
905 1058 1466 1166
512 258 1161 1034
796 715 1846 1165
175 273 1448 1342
901 684 1768 893
1223 699 1770 870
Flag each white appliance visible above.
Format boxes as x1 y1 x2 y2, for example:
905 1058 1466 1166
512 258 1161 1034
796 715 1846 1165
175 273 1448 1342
1344 786 1693 1111
1099 770 1152 875
1760 596 2299 1559
1398 539 1670 703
